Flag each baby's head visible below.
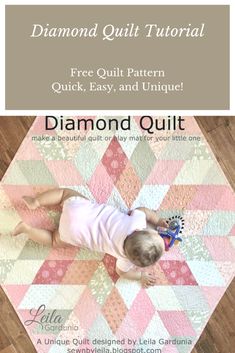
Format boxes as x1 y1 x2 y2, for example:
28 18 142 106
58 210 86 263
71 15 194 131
124 229 165 267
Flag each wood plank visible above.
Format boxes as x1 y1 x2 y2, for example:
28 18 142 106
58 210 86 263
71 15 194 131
0 345 18 353
0 117 35 179
0 326 10 351
195 116 235 133
0 287 36 353
193 116 235 353
0 117 36 353
195 117 235 190
12 334 36 353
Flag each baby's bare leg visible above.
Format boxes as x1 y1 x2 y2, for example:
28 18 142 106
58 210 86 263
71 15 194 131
23 188 87 210
23 188 65 209
13 222 53 245
13 222 73 248
52 230 74 248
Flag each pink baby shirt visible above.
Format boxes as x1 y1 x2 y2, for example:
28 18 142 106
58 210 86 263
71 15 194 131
59 196 147 272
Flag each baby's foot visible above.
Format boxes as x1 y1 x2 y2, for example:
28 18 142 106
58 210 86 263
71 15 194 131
12 221 30 236
22 196 39 210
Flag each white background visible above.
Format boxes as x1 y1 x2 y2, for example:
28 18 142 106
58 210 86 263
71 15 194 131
1 0 234 116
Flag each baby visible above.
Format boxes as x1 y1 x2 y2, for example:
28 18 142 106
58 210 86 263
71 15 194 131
13 188 167 288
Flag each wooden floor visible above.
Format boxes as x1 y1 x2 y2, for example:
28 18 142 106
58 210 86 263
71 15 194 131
0 116 234 353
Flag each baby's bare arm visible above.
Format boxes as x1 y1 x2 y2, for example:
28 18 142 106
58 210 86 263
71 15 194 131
136 207 168 227
116 266 156 287
116 267 141 280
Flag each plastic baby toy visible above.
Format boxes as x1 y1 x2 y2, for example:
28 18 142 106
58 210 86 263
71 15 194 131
157 216 184 251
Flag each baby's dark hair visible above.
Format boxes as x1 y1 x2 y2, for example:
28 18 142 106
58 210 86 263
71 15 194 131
124 229 164 267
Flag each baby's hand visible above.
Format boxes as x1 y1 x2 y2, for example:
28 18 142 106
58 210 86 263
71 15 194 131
156 218 168 228
141 272 156 288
